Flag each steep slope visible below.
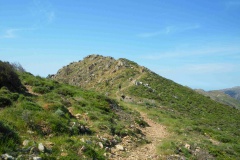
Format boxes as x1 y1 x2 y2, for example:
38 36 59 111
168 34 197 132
54 54 240 159
0 63 151 159
195 89 240 109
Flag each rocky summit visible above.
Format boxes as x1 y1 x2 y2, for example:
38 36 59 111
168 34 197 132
53 54 148 95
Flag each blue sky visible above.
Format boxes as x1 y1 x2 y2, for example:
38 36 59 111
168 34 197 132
0 0 240 90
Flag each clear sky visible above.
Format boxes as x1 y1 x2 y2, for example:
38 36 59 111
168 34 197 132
1 0 240 90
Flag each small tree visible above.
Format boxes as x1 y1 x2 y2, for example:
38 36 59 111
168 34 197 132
0 61 24 92
11 62 26 72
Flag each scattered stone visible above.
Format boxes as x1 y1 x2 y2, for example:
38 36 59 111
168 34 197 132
78 146 87 155
195 147 201 153
44 141 54 149
79 125 86 133
105 147 111 152
98 142 104 149
117 60 124 67
61 153 68 157
80 138 85 143
1 154 14 160
22 140 30 146
102 137 108 141
75 113 81 119
27 130 34 134
111 138 118 145
115 145 125 151
185 143 191 150
38 143 45 152
81 145 87 152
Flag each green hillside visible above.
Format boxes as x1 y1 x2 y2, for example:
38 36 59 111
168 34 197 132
53 55 240 159
0 61 148 159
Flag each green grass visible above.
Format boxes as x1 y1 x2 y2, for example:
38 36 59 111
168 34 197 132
0 71 146 159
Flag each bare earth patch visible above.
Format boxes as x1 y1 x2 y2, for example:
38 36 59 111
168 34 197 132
25 85 41 96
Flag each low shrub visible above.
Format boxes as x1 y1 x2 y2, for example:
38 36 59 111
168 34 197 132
55 87 75 96
32 86 51 94
0 121 20 153
21 101 43 111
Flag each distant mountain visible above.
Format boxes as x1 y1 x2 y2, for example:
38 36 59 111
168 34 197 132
220 87 240 101
53 54 240 159
195 89 240 109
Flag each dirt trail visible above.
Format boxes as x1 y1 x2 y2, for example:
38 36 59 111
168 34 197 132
123 111 168 160
114 74 168 159
115 73 144 98
25 85 41 96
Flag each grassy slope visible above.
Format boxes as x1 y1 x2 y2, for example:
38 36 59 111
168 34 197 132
53 55 240 159
0 71 147 159
127 72 240 159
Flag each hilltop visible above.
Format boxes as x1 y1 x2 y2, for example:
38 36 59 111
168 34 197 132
53 54 240 159
52 54 148 96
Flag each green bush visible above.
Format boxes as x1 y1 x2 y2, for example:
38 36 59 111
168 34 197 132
0 121 20 153
55 87 75 96
49 117 70 135
0 61 24 92
83 145 105 160
0 96 12 108
32 86 51 94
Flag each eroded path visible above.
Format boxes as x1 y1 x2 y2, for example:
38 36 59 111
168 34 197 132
121 111 168 160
